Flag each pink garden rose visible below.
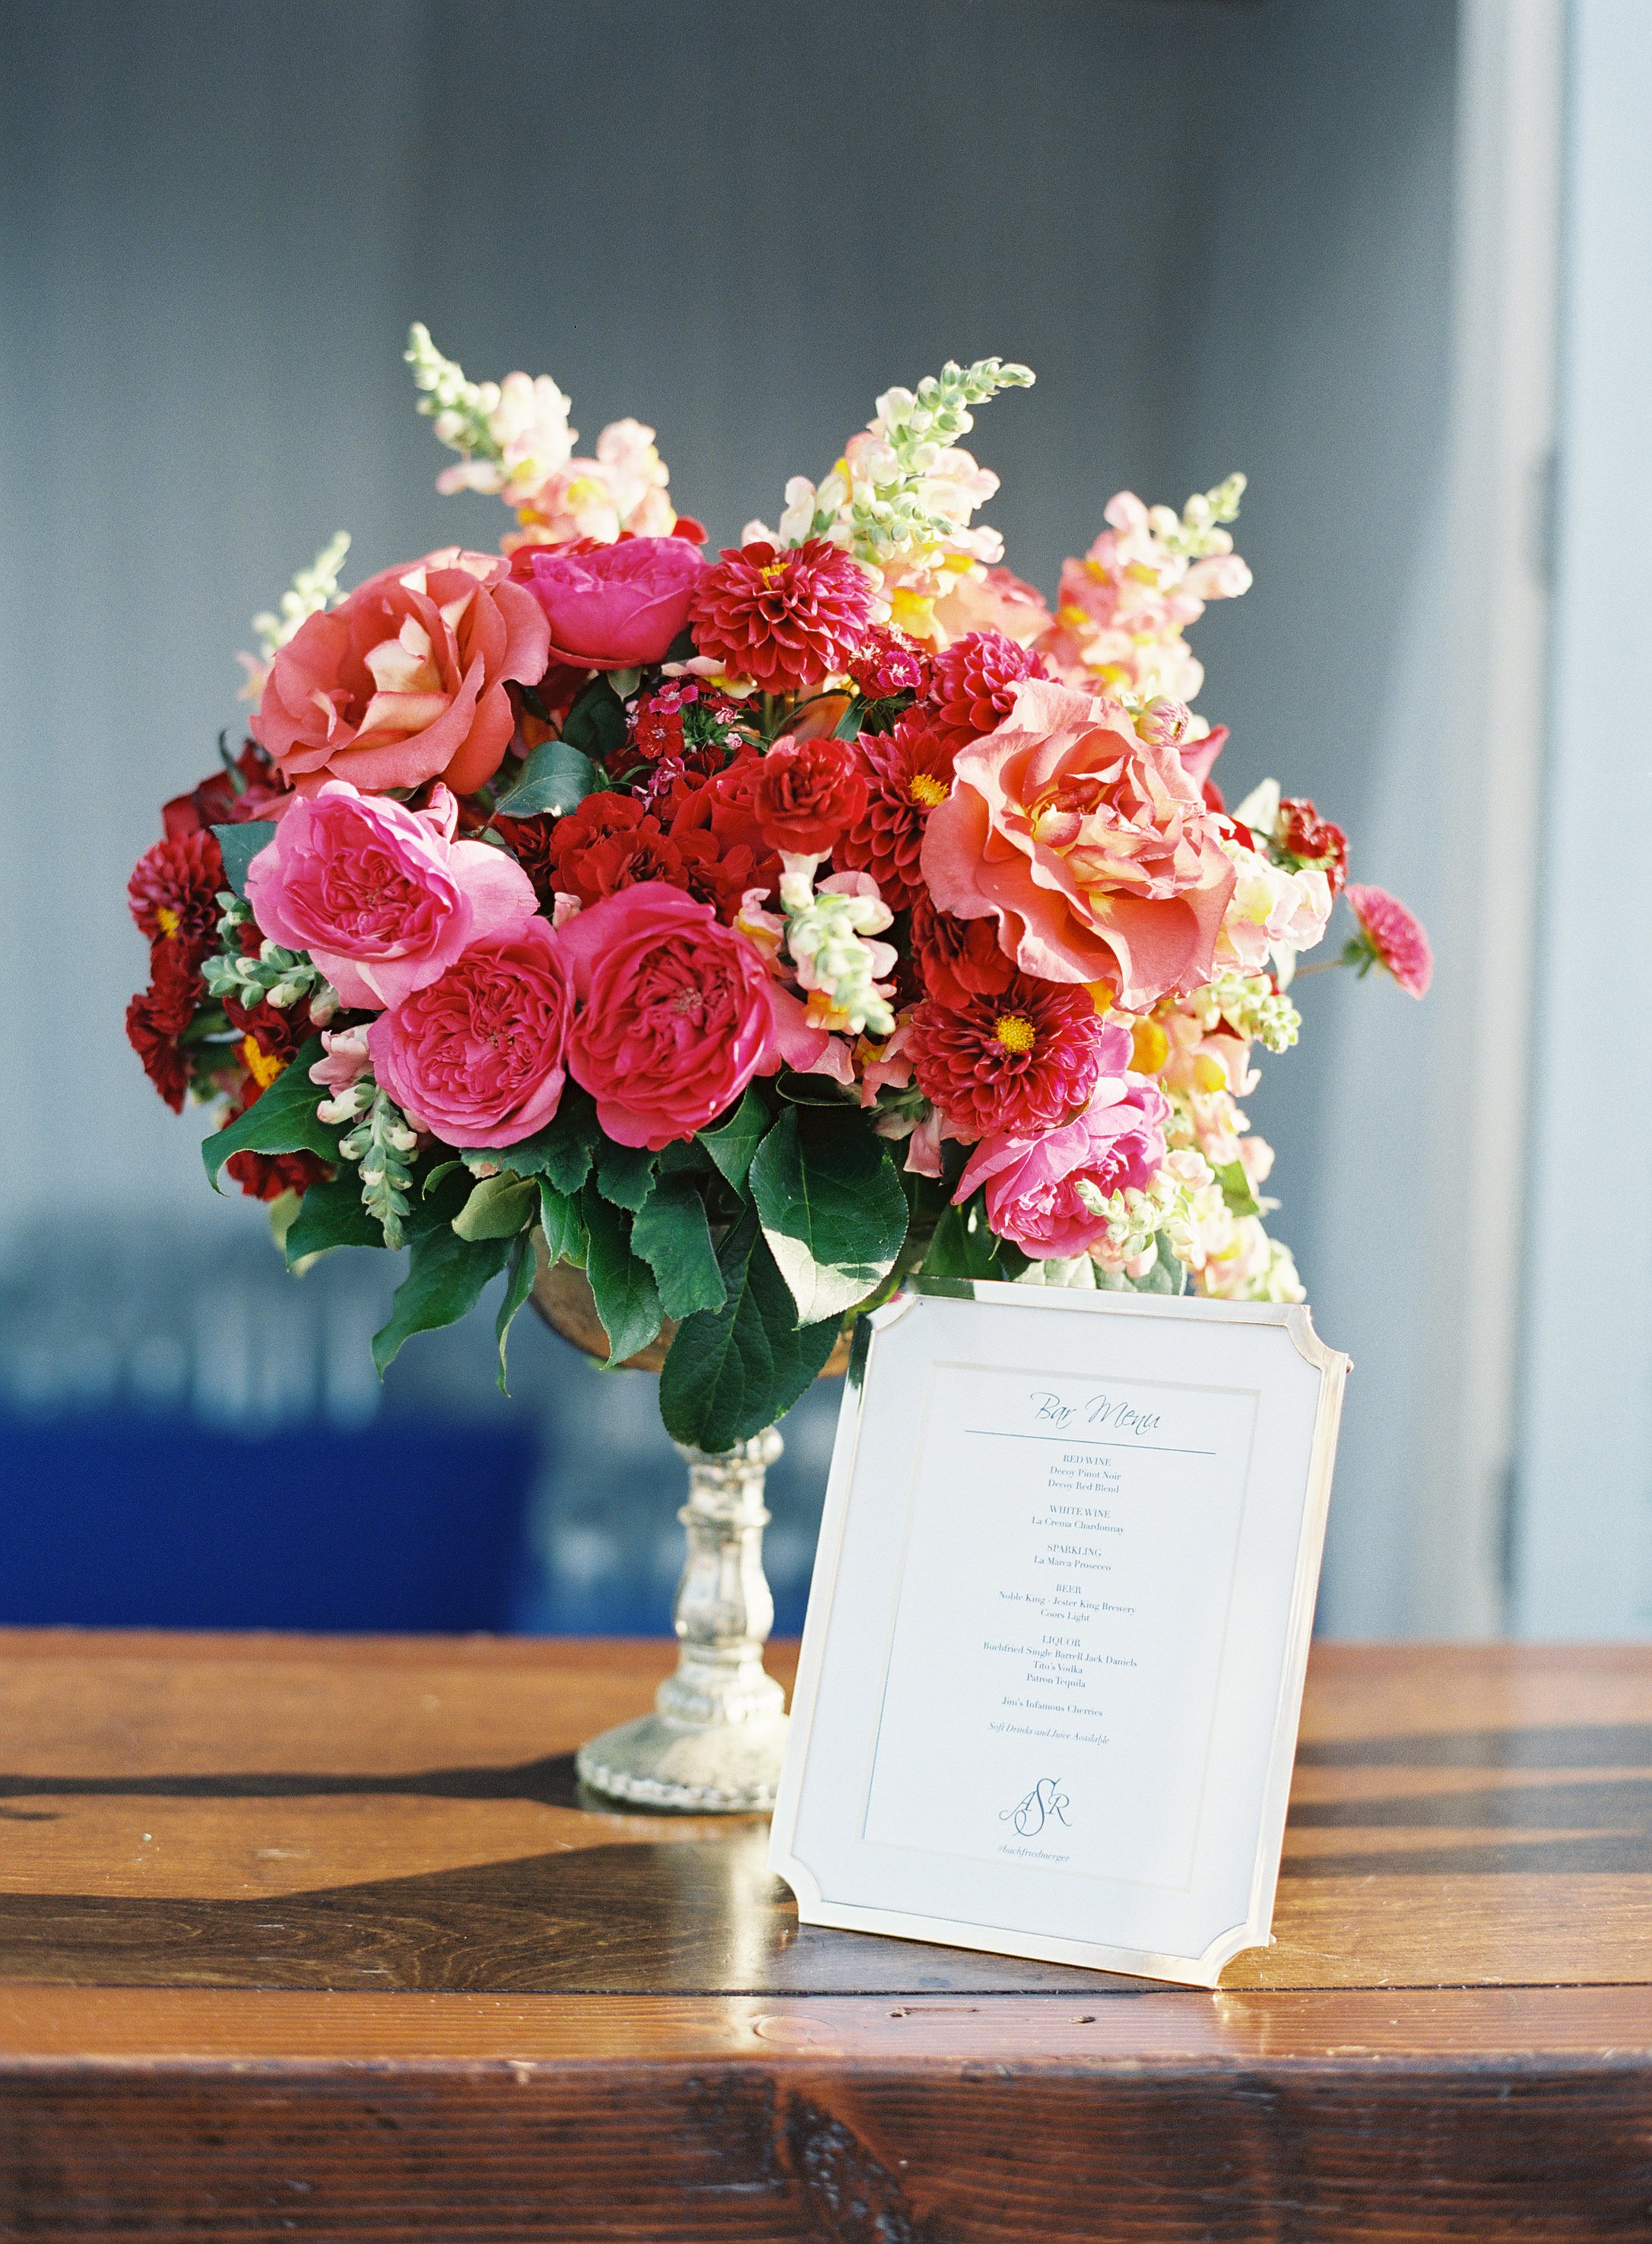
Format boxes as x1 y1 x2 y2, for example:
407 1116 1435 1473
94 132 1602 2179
558 881 775 1148
523 536 706 670
251 549 550 797
921 679 1235 1009
245 781 537 1011
366 918 572 1148
956 1079 1170 1260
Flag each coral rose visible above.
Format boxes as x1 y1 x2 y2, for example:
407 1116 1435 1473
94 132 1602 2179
957 1081 1170 1260
251 549 550 797
367 918 573 1149
921 679 1235 1008
522 535 705 669
245 781 537 1012
558 883 775 1148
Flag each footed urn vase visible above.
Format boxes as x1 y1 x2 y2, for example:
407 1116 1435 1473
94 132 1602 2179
531 1256 849 1813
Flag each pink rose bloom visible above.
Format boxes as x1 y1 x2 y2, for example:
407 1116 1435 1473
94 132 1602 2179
956 1080 1170 1261
250 549 550 797
558 882 775 1149
366 918 573 1149
244 781 537 1012
524 537 706 670
921 679 1236 1009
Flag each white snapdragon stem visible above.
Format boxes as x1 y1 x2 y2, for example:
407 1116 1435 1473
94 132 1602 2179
778 854 897 1040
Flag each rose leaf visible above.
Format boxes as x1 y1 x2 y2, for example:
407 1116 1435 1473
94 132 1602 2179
371 1227 515 1377
581 1186 663 1367
696 1087 771 1190
494 1228 539 1396
201 1037 341 1190
658 1209 840 1451
452 1173 539 1242
748 1108 908 1327
630 1174 726 1321
211 821 279 898
493 740 602 819
283 1172 383 1269
594 1138 658 1215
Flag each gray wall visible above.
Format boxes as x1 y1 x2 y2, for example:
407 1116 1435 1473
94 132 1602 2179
0 0 1460 1631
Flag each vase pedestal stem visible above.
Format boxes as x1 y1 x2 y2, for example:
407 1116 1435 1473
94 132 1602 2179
575 1428 788 1813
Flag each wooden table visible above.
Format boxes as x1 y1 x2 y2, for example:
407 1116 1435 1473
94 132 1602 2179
0 1634 1647 2240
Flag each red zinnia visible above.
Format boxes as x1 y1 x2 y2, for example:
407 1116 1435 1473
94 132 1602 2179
927 629 1048 743
1278 797 1349 892
688 537 875 691
835 710 956 908
753 735 867 854
128 829 226 965
1344 884 1432 998
904 975 1118 1136
909 891 1016 1010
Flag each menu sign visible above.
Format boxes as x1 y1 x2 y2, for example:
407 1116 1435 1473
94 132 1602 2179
770 1282 1347 1986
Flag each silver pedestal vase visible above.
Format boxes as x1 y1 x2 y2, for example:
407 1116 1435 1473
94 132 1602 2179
575 1428 790 1812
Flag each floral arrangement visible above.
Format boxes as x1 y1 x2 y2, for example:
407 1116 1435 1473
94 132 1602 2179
125 328 1430 1451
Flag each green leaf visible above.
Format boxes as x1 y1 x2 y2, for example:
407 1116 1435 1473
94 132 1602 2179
697 1087 771 1190
1213 1158 1260 1219
748 1108 908 1326
475 1095 599 1195
537 1178 587 1268
659 1209 842 1450
493 739 603 818
284 1172 383 1267
453 1172 538 1241
401 1163 472 1238
631 1174 726 1321
202 1037 341 1188
558 676 629 762
832 700 864 740
494 1228 538 1396
372 1226 514 1375
211 821 278 898
595 1138 658 1215
581 1185 663 1365
920 1194 1029 1283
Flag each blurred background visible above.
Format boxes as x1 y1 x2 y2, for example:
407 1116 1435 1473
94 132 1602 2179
0 0 1644 1640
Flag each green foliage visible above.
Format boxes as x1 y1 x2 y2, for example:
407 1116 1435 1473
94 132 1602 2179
696 1087 772 1190
920 1193 1029 1283
372 1226 515 1375
658 1209 842 1451
493 1228 539 1395
1213 1158 1260 1219
493 740 601 819
475 1096 599 1196
748 1108 908 1326
559 677 629 761
201 1038 341 1188
630 1174 726 1321
1095 1231 1187 1295
211 822 278 898
452 1172 538 1241
594 1139 658 1215
284 1172 383 1267
581 1185 663 1365
537 1179 586 1268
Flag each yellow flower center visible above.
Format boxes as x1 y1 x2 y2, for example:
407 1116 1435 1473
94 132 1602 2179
760 561 788 586
155 905 180 938
241 1035 284 1090
908 772 949 809
1130 1018 1168 1074
994 1013 1037 1056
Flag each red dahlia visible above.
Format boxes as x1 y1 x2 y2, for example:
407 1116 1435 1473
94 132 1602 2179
927 629 1048 743
688 537 875 691
753 735 867 854
904 975 1115 1136
125 941 204 1114
127 829 226 963
909 892 1016 1010
835 710 956 908
162 740 288 841
1278 797 1349 892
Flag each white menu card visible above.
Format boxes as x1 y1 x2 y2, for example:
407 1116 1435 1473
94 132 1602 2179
769 1279 1348 1986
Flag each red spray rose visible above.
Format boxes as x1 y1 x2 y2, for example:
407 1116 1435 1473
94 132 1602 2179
1278 797 1349 891
908 892 1017 1010
752 735 868 854
544 792 687 908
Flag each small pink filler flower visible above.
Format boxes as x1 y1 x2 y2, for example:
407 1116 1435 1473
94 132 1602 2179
1343 884 1432 997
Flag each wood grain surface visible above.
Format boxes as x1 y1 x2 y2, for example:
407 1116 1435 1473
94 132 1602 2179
0 1630 1647 2240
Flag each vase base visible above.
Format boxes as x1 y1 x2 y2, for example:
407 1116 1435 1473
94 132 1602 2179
576 1710 788 1814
